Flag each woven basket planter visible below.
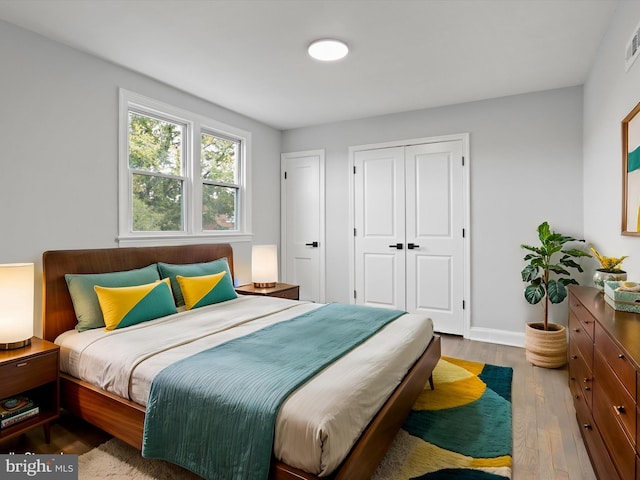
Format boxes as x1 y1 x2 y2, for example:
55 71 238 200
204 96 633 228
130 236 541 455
525 322 567 368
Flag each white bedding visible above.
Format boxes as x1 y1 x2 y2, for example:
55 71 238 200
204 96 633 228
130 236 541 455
55 295 434 476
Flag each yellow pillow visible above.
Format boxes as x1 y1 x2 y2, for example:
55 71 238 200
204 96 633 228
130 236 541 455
94 279 177 331
176 271 236 310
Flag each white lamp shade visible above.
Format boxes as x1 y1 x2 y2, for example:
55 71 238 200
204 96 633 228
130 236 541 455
0 263 34 348
252 245 278 287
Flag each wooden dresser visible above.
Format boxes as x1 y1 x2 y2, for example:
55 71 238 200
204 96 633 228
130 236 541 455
568 286 640 480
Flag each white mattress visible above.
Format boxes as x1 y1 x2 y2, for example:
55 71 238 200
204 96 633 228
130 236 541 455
55 295 434 476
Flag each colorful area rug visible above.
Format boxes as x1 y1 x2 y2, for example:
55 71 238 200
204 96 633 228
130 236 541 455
372 356 513 480
78 357 512 480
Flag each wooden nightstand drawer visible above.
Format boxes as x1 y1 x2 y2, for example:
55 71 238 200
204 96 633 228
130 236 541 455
273 286 300 300
235 283 300 300
0 350 58 398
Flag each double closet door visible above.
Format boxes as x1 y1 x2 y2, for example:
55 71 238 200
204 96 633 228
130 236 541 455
353 140 465 335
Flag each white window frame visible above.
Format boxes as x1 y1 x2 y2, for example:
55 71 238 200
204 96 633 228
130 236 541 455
118 89 252 246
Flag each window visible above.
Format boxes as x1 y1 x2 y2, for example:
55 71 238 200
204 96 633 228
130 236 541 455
118 90 251 245
201 131 240 231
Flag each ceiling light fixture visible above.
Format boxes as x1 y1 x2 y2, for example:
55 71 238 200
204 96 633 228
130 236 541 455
308 39 349 61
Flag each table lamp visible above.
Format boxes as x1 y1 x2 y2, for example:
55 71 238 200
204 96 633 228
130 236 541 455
252 245 278 288
0 263 34 349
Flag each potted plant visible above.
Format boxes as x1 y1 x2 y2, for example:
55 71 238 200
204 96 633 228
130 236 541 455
521 221 591 368
589 246 628 291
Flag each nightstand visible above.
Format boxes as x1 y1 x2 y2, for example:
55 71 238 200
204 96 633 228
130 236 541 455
235 283 300 300
0 338 60 443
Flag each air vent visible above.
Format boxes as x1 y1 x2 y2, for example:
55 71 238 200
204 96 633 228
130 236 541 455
625 20 640 72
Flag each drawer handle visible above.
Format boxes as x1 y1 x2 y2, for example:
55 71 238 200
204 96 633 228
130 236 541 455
573 328 580 333
583 423 592 430
583 378 591 383
584 386 591 391
615 405 626 414
16 362 28 367
570 355 578 360
618 354 625 360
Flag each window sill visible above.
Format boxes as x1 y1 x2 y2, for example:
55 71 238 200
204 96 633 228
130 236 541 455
117 233 253 248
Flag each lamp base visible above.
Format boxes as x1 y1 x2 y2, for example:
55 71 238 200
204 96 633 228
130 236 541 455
253 282 277 288
0 337 32 350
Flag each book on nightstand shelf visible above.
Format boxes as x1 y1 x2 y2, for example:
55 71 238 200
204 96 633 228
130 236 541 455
0 396 39 429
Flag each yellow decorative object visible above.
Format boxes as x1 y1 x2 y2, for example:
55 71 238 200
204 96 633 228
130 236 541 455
176 272 227 310
94 279 176 331
590 246 628 272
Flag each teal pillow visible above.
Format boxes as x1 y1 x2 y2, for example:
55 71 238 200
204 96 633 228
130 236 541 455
65 264 160 332
157 258 236 307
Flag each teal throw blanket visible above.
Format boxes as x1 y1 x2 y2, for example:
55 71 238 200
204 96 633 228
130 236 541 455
142 303 405 480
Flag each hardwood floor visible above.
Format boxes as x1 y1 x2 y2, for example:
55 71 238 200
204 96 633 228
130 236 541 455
0 335 597 479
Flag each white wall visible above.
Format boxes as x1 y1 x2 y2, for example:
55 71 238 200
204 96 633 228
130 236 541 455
584 2 640 278
0 20 282 336
282 86 585 345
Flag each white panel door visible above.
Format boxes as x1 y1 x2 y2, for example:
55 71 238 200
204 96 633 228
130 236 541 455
354 147 405 309
405 141 465 334
281 151 324 302
353 139 466 335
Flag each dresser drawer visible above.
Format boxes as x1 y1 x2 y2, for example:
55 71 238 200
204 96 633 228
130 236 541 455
569 340 593 409
0 350 58 398
594 350 636 446
595 322 636 398
570 313 594 371
570 297 596 340
594 385 636 480
574 386 621 480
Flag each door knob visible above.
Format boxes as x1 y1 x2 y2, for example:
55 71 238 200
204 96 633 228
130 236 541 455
305 242 319 247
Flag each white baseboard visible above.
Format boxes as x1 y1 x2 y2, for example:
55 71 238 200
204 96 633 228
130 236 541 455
466 326 525 348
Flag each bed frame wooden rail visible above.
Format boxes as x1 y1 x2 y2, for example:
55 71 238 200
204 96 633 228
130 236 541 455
42 243 441 480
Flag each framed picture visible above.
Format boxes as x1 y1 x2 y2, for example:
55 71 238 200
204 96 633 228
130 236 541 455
622 101 640 235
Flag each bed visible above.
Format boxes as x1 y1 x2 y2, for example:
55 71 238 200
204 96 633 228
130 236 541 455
42 243 441 480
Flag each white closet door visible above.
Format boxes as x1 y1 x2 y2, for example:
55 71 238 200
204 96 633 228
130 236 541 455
281 151 325 302
405 141 465 334
354 147 406 309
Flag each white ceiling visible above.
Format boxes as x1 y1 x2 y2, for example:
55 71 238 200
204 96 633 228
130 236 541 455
0 0 619 130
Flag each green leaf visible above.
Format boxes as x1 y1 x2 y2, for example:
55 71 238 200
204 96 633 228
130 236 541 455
537 222 551 242
563 248 592 258
521 244 544 255
524 284 545 304
548 265 570 275
547 280 567 303
560 257 584 273
521 264 539 282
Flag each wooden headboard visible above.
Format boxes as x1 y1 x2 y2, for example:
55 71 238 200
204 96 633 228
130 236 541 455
42 243 234 343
